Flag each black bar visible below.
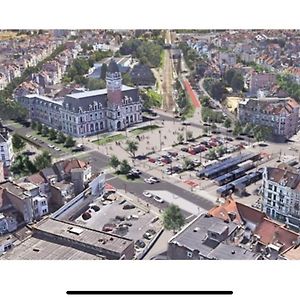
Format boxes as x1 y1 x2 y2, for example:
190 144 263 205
66 291 233 295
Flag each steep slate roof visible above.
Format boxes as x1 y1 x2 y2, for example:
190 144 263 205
107 59 119 73
63 85 139 112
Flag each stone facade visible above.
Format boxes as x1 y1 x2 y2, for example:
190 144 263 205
18 59 143 137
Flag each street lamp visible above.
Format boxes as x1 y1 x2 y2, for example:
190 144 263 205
159 130 162 151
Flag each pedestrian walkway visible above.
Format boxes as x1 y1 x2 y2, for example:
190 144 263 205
147 190 207 215
183 79 201 108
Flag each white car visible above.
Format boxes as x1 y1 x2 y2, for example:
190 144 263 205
153 195 164 203
149 177 160 183
144 178 154 184
143 191 153 198
54 147 61 151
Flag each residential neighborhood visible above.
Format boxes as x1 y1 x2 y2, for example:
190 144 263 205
2 29 300 261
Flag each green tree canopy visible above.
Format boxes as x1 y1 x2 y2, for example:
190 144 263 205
163 204 185 233
48 128 57 141
109 155 120 169
87 78 106 90
119 159 131 175
34 151 52 170
177 133 184 144
12 134 26 152
126 140 139 158
56 132 66 144
64 136 76 148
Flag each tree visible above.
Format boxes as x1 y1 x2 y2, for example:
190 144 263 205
12 134 26 152
177 133 184 144
64 135 76 148
56 132 66 144
37 122 43 134
119 159 131 175
211 123 217 130
122 73 133 86
231 73 244 92
100 63 107 80
109 155 120 170
224 69 237 86
186 131 193 141
211 81 225 100
182 157 194 171
34 151 52 170
200 96 210 107
233 122 242 136
31 121 37 130
163 204 185 233
48 128 57 141
223 118 232 129
10 154 37 176
126 140 138 158
87 78 106 90
42 125 49 136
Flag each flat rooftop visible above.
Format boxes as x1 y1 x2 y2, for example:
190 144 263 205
75 197 162 243
169 214 238 257
33 218 133 254
0 236 102 260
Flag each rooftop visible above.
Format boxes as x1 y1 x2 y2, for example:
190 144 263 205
33 218 133 255
65 85 135 100
0 236 102 260
169 214 238 257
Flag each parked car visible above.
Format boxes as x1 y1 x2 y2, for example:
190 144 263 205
82 212 91 220
143 191 153 198
115 215 126 221
148 157 156 163
153 195 164 203
135 240 146 248
123 204 136 210
90 205 100 212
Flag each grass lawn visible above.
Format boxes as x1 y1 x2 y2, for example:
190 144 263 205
129 125 160 135
92 133 125 145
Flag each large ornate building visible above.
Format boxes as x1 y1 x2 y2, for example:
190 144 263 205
18 59 143 137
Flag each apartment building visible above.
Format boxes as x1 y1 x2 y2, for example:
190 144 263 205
0 121 14 167
262 166 300 232
238 96 300 142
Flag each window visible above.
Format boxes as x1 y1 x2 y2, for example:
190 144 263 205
187 251 193 258
0 146 4 152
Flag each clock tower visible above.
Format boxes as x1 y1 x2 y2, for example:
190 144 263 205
106 59 124 131
106 59 122 107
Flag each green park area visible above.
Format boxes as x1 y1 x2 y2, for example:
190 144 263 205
93 133 125 145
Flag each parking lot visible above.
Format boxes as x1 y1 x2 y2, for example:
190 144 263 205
74 193 163 257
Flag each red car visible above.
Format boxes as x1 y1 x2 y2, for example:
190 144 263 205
148 157 156 163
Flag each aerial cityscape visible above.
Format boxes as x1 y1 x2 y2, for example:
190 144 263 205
1 29 300 260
